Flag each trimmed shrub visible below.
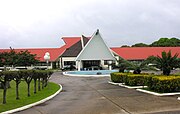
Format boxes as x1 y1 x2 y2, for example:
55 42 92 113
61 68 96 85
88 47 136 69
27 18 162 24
0 70 54 104
110 72 127 83
147 76 180 93
124 74 151 86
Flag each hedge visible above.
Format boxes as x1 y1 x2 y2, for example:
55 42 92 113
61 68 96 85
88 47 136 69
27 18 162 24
110 72 127 83
110 72 150 86
147 76 180 93
110 72 180 93
124 74 150 86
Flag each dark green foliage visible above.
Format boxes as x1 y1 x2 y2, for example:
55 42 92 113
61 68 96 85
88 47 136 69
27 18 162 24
117 57 153 74
110 72 127 83
110 71 180 93
146 51 179 75
0 49 39 67
111 72 150 86
150 38 180 47
16 50 39 67
117 57 134 73
0 50 18 67
124 74 150 86
126 37 180 47
147 76 180 93
132 43 149 47
133 68 141 74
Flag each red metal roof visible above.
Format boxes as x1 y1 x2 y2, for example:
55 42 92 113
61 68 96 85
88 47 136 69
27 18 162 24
0 37 82 62
61 37 81 48
111 47 180 60
0 48 65 62
61 37 91 48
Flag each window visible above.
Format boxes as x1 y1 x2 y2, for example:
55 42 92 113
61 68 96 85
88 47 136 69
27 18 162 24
64 61 75 66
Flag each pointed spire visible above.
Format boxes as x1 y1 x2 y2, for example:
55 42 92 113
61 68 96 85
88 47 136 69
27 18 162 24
96 29 99 35
81 35 85 48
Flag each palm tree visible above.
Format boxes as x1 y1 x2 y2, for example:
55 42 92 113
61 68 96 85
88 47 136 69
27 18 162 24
147 51 179 75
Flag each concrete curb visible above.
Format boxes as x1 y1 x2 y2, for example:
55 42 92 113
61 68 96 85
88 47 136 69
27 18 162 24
108 81 147 89
108 81 123 85
137 88 180 96
119 84 147 89
1 84 62 114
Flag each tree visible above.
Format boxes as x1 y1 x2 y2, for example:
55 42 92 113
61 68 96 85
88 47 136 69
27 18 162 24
146 51 179 75
44 70 53 87
0 71 13 104
0 49 18 67
21 70 33 97
132 43 149 47
150 38 180 47
117 57 133 72
121 45 130 47
32 71 40 94
13 71 22 100
17 50 39 67
0 50 39 68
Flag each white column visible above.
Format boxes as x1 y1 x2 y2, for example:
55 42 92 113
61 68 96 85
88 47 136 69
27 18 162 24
78 60 81 71
109 65 112 70
59 58 62 68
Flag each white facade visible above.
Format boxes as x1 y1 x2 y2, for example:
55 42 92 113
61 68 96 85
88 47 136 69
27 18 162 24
75 30 116 71
76 30 115 61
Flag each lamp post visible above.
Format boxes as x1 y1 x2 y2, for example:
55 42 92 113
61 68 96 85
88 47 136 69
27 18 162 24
44 52 50 69
108 60 112 70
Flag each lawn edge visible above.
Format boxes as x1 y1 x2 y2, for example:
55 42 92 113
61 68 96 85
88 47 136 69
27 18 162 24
1 84 62 114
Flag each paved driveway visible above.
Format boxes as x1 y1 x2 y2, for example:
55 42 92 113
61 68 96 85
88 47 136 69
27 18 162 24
16 72 180 114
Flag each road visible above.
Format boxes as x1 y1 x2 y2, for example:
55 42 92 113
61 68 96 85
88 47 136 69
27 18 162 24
16 72 180 114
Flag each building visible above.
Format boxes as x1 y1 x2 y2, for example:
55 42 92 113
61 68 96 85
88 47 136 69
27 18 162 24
111 47 180 62
0 30 180 70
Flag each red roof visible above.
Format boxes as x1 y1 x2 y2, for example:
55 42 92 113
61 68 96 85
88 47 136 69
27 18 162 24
0 48 65 62
61 37 81 48
111 47 180 60
61 37 91 48
0 37 82 62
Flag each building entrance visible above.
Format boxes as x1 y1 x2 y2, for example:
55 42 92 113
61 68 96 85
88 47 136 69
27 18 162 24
82 60 101 70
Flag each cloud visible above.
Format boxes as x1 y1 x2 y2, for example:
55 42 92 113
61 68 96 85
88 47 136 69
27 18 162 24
0 0 180 48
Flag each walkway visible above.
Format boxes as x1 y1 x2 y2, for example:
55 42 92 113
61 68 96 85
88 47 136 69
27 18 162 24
16 72 180 114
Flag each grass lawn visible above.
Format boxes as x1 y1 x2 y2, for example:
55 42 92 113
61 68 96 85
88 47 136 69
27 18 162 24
0 81 60 113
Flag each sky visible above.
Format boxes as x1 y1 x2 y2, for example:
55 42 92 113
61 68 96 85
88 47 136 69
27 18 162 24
0 0 180 49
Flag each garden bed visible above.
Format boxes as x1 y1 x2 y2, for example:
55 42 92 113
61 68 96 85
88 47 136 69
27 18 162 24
0 81 60 113
110 72 180 96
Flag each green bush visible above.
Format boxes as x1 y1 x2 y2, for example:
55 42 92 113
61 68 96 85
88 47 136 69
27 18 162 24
147 76 180 93
110 72 127 83
124 74 151 86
